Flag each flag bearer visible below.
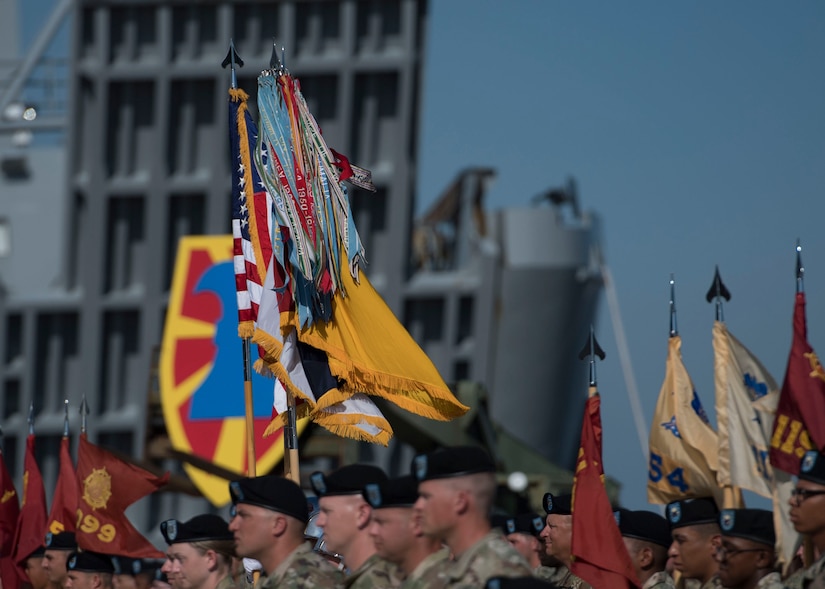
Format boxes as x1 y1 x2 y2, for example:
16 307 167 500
785 450 825 589
615 508 674 589
538 493 590 589
666 497 722 589
412 446 531 588
159 514 236 589
714 508 779 589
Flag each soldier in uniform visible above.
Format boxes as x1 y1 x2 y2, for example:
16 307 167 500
311 464 402 588
227 475 342 589
714 508 780 589
362 475 449 589
666 497 722 589
65 550 115 589
503 514 547 575
23 547 50 589
537 493 588 589
112 558 162 589
785 450 825 589
411 445 531 587
159 514 236 589
614 508 674 589
42 531 78 589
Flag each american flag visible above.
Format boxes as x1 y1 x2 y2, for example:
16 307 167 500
230 88 273 337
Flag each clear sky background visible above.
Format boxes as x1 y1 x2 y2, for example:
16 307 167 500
417 1 825 510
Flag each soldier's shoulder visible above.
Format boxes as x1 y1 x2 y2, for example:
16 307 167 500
277 550 344 589
348 557 403 589
449 534 531 588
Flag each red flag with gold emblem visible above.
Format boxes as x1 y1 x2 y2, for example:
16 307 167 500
75 435 167 557
769 292 825 473
0 446 21 589
571 393 639 589
12 435 47 575
47 437 78 535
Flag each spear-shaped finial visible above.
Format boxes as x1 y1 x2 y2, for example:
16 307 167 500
28 402 35 435
79 395 90 434
705 265 731 322
796 239 804 294
221 39 244 90
578 325 606 388
63 399 70 437
669 274 678 337
269 40 283 73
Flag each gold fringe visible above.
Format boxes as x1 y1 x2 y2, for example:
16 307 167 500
312 411 393 446
238 321 254 339
263 402 313 438
229 88 249 103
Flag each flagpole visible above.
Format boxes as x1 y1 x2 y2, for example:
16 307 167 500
705 267 742 509
795 241 815 567
223 40 257 477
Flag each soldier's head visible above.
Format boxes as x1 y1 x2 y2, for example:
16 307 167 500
504 514 545 569
112 558 162 589
789 450 825 537
411 446 497 544
666 498 721 583
160 514 235 589
227 475 309 568
715 509 776 589
364 475 420 567
65 551 114 589
42 532 78 586
311 464 387 557
538 493 573 566
615 508 670 583
24 546 49 589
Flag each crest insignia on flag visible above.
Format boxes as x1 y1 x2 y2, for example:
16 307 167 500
310 472 327 495
159 236 307 507
668 502 682 524
661 416 681 439
532 516 544 532
414 455 428 481
720 510 734 531
506 519 516 534
365 484 382 508
801 451 817 473
82 467 113 509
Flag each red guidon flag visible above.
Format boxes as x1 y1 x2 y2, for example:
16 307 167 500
571 393 640 589
769 292 825 473
76 435 168 557
12 435 47 576
0 446 21 589
47 436 79 534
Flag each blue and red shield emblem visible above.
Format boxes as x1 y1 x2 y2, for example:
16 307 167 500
160 236 306 506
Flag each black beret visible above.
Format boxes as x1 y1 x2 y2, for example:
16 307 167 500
363 475 418 509
160 514 232 545
229 476 309 523
799 450 825 486
719 509 775 546
614 508 671 548
310 464 387 497
25 546 46 560
505 513 545 537
112 557 160 576
543 493 572 516
666 497 719 529
44 532 77 550
412 446 495 481
67 551 115 574
486 576 558 589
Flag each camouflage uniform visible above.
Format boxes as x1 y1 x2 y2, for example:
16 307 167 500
753 572 782 589
551 565 591 589
533 566 558 581
399 548 451 589
259 543 343 589
344 554 404 589
217 575 240 589
440 532 531 589
785 553 825 589
642 571 675 589
697 576 721 589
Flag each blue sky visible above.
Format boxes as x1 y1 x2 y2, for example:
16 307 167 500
418 1 825 509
